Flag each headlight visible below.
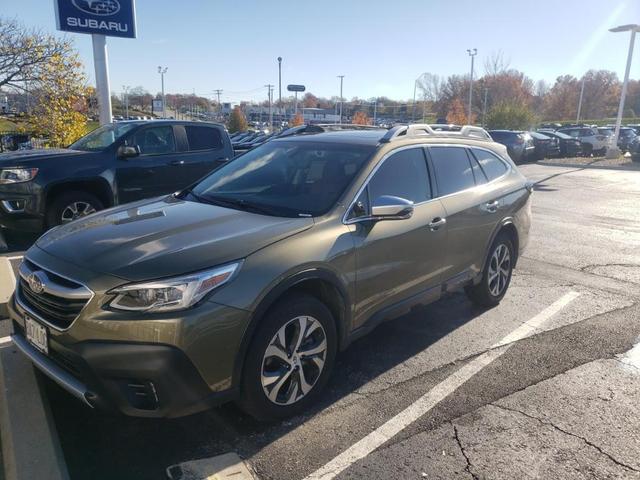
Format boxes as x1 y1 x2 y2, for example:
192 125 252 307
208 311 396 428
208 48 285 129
0 168 39 184
108 261 242 313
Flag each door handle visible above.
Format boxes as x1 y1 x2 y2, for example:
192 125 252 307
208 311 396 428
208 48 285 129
428 217 447 231
170 160 185 166
485 200 499 213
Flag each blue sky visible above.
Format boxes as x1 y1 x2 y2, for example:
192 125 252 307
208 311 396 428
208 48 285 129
5 0 639 103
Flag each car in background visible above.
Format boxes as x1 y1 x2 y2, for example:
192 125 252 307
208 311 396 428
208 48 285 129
0 120 234 233
627 124 640 135
557 126 608 156
487 130 535 164
629 136 640 162
529 131 560 159
538 130 582 157
615 127 638 152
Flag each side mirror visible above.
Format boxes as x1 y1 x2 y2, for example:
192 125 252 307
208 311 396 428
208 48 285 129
117 145 140 158
371 195 414 220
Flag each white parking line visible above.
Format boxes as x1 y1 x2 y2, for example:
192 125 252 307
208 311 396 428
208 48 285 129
6 255 23 262
304 291 581 480
0 336 11 344
0 257 17 305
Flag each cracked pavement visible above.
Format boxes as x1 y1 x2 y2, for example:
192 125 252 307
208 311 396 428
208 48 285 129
24 163 640 479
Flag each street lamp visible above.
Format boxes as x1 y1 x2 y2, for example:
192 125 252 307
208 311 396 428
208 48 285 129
277 57 282 123
412 73 428 122
158 66 168 118
337 75 345 124
607 24 639 158
122 85 130 119
467 48 477 124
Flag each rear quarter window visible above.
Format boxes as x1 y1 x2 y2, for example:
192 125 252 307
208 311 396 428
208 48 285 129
471 148 508 181
185 126 223 151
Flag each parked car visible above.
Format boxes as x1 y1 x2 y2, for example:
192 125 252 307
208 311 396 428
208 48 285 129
529 131 560 159
487 130 535 164
615 127 638 153
557 126 609 156
0 120 233 233
629 136 640 162
9 124 531 420
538 130 582 157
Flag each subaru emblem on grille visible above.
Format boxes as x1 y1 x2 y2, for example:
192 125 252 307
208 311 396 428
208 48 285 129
27 271 47 294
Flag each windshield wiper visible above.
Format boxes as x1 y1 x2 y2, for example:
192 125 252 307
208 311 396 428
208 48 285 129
202 195 284 216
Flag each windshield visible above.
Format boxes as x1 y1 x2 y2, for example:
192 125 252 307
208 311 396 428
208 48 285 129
188 140 374 217
69 123 139 151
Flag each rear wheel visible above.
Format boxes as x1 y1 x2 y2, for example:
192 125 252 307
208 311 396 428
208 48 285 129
46 191 103 228
582 143 593 157
238 294 337 421
465 233 515 308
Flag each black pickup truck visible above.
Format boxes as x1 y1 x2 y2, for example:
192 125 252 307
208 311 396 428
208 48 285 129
0 120 233 232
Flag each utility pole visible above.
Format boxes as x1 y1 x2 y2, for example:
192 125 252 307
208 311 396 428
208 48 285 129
412 79 417 122
213 89 223 119
467 48 477 124
158 66 168 118
265 84 274 130
373 99 377 125
576 76 585 123
337 75 345 124
482 87 489 127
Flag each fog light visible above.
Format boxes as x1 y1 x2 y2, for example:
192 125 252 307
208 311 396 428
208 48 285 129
1 199 26 212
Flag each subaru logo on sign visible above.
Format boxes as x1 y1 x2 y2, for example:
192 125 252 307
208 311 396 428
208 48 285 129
27 271 47 294
71 0 121 16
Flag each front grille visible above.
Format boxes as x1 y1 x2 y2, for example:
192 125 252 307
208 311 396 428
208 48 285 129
17 260 92 330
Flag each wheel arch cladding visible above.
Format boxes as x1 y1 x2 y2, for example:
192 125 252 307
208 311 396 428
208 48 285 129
232 269 350 389
46 178 114 208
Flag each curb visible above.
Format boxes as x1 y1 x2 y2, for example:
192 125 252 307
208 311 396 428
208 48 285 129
0 257 17 319
0 340 70 480
537 161 640 172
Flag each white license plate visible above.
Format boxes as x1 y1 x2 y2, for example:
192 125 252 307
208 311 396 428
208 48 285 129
25 316 48 355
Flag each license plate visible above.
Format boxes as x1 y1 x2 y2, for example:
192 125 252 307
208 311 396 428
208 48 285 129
25 316 48 355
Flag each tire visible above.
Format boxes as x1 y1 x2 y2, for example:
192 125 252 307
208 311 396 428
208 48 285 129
237 293 337 421
465 233 515 308
45 191 104 228
582 143 593 157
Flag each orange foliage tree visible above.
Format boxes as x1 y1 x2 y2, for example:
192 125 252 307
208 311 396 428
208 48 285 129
352 111 370 125
290 113 304 126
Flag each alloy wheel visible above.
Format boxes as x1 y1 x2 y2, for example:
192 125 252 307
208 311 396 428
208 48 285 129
60 201 96 223
261 315 327 405
488 243 511 297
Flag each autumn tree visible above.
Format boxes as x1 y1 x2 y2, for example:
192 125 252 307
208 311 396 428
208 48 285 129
228 106 247 133
352 111 370 125
290 113 304 126
543 75 579 120
446 98 474 125
302 93 318 108
485 101 534 130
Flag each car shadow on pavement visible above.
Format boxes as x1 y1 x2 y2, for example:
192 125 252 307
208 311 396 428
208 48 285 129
45 290 486 480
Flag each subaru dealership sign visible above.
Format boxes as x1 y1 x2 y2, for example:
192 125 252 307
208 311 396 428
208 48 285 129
54 0 137 38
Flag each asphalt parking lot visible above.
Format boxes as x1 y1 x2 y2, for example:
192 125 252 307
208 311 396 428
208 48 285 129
2 162 640 480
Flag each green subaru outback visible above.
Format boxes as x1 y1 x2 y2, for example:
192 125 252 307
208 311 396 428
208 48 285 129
9 124 532 420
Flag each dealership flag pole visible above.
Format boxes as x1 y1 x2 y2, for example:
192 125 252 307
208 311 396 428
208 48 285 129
92 34 112 125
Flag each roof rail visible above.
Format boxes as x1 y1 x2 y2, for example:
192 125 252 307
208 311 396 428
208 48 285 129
380 124 492 143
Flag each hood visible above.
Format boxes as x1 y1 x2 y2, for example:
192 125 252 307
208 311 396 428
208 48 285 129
35 196 314 281
0 148 88 166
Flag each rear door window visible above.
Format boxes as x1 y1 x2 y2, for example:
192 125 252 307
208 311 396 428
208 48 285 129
429 146 476 196
185 125 223 151
471 148 508 181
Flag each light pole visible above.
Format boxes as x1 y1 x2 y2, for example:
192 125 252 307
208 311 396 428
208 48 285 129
158 66 168 118
467 48 477 124
607 24 639 158
277 57 282 123
265 84 274 130
482 87 489 127
337 75 345 124
122 85 130 119
576 76 586 123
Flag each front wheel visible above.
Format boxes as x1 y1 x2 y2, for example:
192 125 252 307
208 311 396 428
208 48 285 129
465 233 515 308
45 191 103 228
238 294 337 421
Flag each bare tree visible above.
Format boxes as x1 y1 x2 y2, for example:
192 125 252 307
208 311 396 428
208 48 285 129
0 17 71 91
484 50 511 76
416 73 444 103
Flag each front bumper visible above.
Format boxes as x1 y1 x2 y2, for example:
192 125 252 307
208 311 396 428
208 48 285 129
0 184 45 232
9 289 245 418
